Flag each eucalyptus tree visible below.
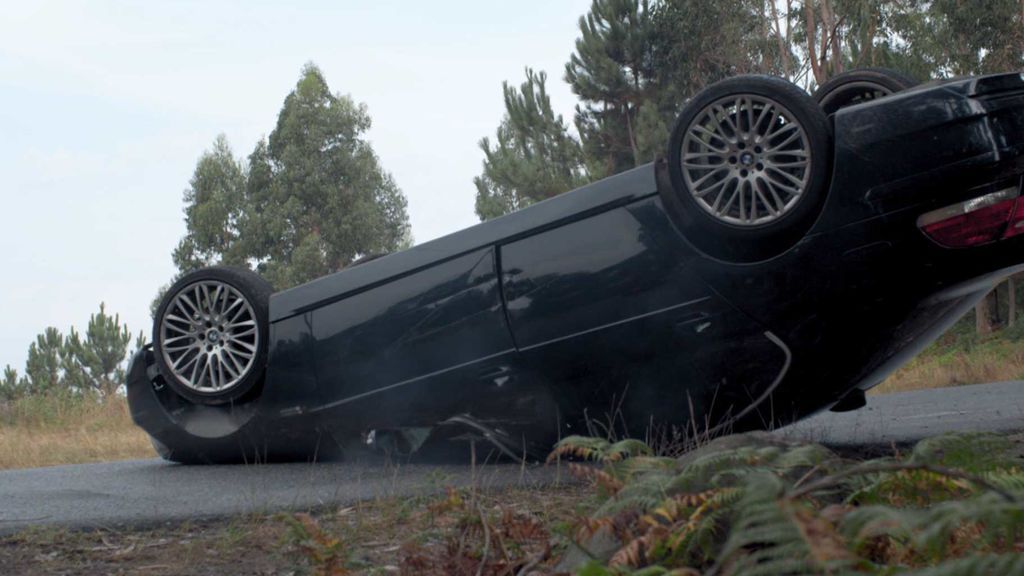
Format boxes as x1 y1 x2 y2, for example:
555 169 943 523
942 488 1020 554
171 63 412 290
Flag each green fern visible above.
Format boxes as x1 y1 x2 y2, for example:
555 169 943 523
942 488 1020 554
561 432 1024 574
841 492 1024 563
714 471 858 576
896 553 1024 576
908 433 1016 473
549 435 655 463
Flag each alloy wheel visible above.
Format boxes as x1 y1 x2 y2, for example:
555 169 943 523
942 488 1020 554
159 280 259 394
680 94 812 227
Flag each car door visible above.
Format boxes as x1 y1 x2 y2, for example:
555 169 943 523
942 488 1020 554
498 196 789 430
499 196 711 355
309 247 516 425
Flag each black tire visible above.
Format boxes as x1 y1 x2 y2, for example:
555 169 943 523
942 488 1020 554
813 67 918 115
666 75 832 262
153 266 273 406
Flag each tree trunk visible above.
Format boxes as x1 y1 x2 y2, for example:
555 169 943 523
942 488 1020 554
769 0 794 77
804 1 824 85
975 289 999 335
1009 276 1018 328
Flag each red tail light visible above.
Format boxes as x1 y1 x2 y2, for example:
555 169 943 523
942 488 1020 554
917 184 1024 248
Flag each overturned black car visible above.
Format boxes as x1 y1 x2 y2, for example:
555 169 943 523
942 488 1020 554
129 70 1024 463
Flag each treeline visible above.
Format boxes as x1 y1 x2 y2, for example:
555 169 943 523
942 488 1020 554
1 304 144 402
473 0 1024 220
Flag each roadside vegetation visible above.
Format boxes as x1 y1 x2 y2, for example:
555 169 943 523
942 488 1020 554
878 280 1024 394
4 431 1023 575
0 392 150 469
0 302 151 470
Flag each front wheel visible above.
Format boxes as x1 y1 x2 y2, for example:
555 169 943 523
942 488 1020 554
153 266 272 405
666 75 832 262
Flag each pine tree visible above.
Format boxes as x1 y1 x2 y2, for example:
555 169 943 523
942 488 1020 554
24 327 64 394
474 69 587 220
0 365 23 402
16 303 138 397
565 0 663 178
64 303 133 395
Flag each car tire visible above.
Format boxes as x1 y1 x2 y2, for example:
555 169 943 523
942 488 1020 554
813 67 918 115
666 75 832 262
153 266 272 406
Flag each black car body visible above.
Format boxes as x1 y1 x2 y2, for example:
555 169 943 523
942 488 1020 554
129 71 1024 463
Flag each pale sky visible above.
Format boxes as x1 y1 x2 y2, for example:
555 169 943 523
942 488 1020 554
0 0 593 373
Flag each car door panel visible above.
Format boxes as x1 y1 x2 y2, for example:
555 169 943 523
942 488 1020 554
311 247 514 413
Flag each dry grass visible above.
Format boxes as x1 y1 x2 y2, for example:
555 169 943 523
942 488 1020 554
874 332 1024 395
0 393 153 470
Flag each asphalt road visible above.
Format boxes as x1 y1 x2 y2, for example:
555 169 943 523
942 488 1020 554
1 381 1022 534
777 379 1024 447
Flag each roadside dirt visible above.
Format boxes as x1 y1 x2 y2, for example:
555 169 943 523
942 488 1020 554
1 484 593 576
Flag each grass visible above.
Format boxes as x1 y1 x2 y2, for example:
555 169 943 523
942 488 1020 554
876 318 1024 395
0 393 153 470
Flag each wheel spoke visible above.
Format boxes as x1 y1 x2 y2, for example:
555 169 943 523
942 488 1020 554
164 313 193 326
689 124 730 150
163 323 192 336
691 165 729 188
769 160 810 169
765 165 806 188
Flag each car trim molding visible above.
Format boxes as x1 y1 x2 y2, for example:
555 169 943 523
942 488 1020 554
304 348 517 414
516 296 713 352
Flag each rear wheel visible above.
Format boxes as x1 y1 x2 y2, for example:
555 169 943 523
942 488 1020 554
666 75 832 262
153 266 272 406
813 68 918 115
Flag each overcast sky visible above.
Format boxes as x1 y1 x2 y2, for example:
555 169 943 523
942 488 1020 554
0 0 593 373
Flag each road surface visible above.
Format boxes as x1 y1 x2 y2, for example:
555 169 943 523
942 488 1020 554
778 379 1024 448
1 381 1021 534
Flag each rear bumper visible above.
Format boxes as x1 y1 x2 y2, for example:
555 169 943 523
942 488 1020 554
820 72 1024 230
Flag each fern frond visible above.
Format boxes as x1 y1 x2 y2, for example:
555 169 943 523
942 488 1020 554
913 494 1024 560
909 433 1016 473
547 435 656 465
605 438 655 461
548 435 613 463
596 472 676 518
981 468 1024 495
842 492 1024 563
896 552 1024 576
715 471 856 576
569 462 625 495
